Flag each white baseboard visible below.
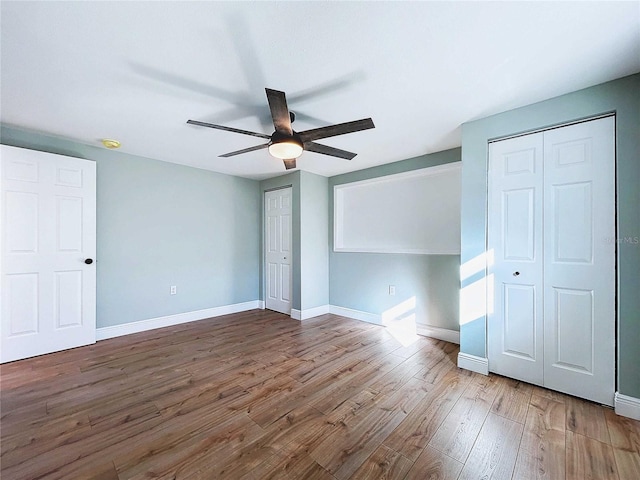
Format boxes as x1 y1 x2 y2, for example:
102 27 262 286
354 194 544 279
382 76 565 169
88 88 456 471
615 392 640 420
97 300 261 341
457 352 489 375
97 301 462 349
292 305 330 321
328 305 382 325
327 305 459 344
416 325 460 344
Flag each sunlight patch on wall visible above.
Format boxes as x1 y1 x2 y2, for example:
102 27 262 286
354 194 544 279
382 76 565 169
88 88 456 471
382 296 419 347
459 250 494 326
460 249 494 281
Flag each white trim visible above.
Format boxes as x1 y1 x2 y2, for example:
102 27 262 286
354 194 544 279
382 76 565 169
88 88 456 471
303 304 330 319
614 392 640 420
335 161 462 190
333 248 460 255
328 305 382 325
292 304 330 321
328 305 461 344
334 162 462 255
258 300 265 309
487 112 616 144
457 352 489 375
417 325 460 344
96 301 261 341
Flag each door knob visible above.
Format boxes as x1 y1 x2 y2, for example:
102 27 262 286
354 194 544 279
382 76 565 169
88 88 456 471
513 271 520 276
84 258 94 265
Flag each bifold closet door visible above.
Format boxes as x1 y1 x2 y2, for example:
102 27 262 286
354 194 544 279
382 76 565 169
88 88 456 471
542 117 615 406
487 132 545 386
488 116 615 406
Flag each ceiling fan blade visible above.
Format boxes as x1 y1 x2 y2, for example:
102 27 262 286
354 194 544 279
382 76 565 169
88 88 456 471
288 72 365 104
187 120 271 139
298 118 375 143
265 88 293 135
219 143 270 158
304 142 357 160
283 159 297 170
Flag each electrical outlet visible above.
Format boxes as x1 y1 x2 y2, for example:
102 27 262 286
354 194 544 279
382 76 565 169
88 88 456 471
170 285 177 295
389 285 396 296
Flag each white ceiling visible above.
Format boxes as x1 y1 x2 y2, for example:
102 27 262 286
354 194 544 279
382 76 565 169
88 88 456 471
1 1 639 180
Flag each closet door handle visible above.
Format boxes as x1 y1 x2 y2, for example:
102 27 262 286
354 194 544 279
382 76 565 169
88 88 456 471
513 271 520 276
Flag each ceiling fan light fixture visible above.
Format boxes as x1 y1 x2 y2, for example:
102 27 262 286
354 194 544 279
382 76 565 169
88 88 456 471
268 138 303 160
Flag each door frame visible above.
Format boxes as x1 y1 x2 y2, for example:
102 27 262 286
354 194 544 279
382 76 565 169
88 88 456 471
263 185 293 315
485 113 618 394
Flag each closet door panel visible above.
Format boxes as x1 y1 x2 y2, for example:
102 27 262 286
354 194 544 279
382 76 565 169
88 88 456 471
487 133 544 385
543 116 615 406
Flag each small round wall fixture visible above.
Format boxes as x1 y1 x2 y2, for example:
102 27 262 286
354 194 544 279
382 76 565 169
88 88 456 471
101 139 121 149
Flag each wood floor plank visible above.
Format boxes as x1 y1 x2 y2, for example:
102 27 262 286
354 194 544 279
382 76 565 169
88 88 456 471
457 412 524 480
205 403 329 480
241 445 336 480
366 354 427 396
252 404 330 454
0 399 52 438
612 448 640 480
308 354 405 415
113 413 265 479
383 367 471 462
1 310 633 480
0 412 92 470
1 410 167 479
323 388 384 431
566 395 611 445
55 461 120 480
566 430 619 480
349 444 413 480
531 384 569 403
311 378 430 479
604 407 640 453
404 445 463 480
388 337 433 359
512 394 566 480
413 340 459 385
428 372 502 462
491 376 534 424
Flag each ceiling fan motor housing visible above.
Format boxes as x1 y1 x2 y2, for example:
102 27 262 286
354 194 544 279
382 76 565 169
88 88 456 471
270 130 302 147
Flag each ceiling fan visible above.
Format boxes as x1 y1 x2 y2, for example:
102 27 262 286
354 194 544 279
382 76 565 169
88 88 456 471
187 88 375 170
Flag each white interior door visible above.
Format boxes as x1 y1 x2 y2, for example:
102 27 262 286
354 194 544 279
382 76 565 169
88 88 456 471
265 187 292 315
487 116 615 406
542 117 615 405
1 145 96 363
488 132 545 386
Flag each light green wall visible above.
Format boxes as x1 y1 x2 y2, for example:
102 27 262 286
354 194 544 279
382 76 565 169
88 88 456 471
329 148 461 331
300 171 329 310
1 125 261 328
460 73 640 398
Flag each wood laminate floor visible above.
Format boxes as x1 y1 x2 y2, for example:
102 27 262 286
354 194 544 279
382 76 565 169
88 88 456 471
1 310 639 479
